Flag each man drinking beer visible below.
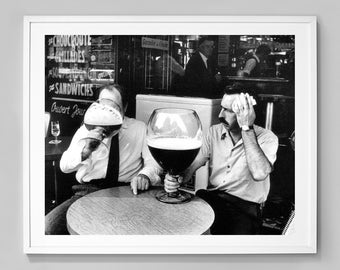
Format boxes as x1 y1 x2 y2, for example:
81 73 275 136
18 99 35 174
45 84 162 235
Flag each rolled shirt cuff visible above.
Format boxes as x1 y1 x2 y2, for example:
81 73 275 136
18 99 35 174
138 166 162 186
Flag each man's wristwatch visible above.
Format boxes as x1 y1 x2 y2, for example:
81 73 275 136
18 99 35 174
241 125 254 131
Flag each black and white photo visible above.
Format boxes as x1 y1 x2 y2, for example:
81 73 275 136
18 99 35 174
23 16 316 254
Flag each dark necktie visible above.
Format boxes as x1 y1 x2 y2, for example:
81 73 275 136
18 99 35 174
87 134 120 189
207 59 212 73
104 134 120 187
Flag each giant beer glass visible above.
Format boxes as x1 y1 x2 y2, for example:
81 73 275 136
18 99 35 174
78 100 123 160
147 108 202 204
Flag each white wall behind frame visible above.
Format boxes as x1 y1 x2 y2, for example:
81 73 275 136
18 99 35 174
0 0 338 269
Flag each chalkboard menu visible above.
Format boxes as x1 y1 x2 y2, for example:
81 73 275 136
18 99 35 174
45 35 117 136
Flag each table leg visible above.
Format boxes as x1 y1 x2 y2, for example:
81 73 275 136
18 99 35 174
52 160 58 205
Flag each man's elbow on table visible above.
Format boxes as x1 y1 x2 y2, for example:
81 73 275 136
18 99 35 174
59 152 82 174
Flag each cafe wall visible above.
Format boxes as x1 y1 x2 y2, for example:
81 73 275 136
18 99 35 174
45 34 295 137
45 35 117 135
1 1 339 270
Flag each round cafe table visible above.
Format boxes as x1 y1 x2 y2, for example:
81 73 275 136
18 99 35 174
66 186 215 235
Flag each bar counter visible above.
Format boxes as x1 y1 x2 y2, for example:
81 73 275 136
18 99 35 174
225 76 292 95
226 76 289 84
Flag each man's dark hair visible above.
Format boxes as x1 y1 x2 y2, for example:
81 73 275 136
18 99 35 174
98 84 128 108
256 44 271 57
224 85 257 98
198 35 214 47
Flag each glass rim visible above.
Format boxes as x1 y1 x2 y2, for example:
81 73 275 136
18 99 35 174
151 108 198 115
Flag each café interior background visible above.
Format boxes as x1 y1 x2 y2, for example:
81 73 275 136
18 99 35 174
45 34 295 235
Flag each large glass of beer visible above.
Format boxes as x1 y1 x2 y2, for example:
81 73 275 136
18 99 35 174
79 101 123 160
147 108 202 204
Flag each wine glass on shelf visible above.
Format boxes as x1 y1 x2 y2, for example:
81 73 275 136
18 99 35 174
49 121 62 144
147 108 202 204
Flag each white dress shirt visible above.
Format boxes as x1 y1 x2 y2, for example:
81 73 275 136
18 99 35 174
199 52 208 69
60 117 162 186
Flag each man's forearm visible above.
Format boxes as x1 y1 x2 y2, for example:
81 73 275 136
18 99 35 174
243 58 256 74
138 165 162 186
60 149 83 173
242 129 272 181
183 152 208 183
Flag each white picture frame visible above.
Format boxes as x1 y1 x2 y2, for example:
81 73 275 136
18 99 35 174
23 15 317 254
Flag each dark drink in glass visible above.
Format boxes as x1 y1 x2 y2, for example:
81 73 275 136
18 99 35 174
147 108 203 204
147 137 201 175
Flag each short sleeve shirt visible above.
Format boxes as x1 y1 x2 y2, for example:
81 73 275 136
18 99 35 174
199 123 278 203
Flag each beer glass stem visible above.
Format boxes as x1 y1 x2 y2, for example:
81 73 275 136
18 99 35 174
167 191 179 198
156 171 191 204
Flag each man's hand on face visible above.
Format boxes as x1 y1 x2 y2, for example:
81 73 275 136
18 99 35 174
81 126 106 161
232 93 256 128
164 173 183 194
130 174 151 195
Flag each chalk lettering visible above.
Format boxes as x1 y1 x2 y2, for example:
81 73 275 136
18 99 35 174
71 104 87 118
50 102 70 115
53 35 91 48
55 49 86 63
49 84 55 92
53 83 94 97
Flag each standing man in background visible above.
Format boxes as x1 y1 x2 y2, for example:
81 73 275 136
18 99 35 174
237 44 271 77
184 36 222 97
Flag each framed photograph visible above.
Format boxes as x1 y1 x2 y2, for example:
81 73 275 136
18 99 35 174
24 16 317 254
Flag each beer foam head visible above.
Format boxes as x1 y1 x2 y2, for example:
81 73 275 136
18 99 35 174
147 137 202 150
84 102 123 126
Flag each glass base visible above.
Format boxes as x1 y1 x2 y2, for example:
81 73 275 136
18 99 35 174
49 139 62 144
155 190 192 204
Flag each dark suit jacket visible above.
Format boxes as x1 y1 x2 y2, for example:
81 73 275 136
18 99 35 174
184 51 218 97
